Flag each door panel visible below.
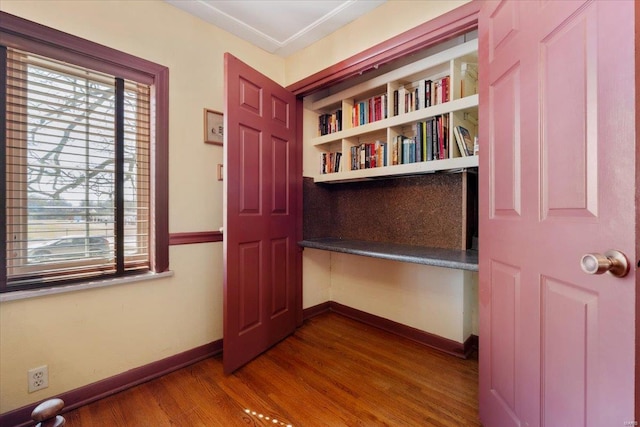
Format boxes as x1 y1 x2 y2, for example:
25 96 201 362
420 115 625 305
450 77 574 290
542 276 598 427
272 136 289 213
540 6 597 218
489 261 519 421
238 242 261 333
239 126 262 213
490 64 521 217
224 53 298 374
480 1 636 426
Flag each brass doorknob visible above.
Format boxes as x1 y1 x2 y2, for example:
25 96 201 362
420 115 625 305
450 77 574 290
580 250 629 278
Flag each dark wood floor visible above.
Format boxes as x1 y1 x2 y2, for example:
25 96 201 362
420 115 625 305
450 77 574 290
64 312 479 426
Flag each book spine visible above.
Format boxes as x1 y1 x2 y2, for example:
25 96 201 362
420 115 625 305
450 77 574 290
426 118 433 161
383 142 388 166
424 80 432 108
352 148 357 171
421 121 427 161
442 76 449 103
415 122 422 163
393 90 399 116
432 117 439 160
383 93 388 119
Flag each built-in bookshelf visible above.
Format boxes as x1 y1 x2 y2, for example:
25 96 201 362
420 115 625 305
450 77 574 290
309 39 478 183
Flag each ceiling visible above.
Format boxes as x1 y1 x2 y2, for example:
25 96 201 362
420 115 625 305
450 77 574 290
165 0 387 57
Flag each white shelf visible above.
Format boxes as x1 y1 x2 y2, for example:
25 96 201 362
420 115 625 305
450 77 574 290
314 155 478 183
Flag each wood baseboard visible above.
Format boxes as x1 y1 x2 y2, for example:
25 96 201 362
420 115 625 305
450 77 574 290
302 301 331 319
304 301 477 359
0 340 222 427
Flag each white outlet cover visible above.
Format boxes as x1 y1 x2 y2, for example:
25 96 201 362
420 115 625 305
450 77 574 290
27 365 49 393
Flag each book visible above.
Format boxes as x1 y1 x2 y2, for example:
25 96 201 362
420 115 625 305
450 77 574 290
421 121 427 161
415 122 422 163
383 141 388 166
442 76 450 103
350 146 358 170
375 140 384 167
396 135 403 164
382 93 388 119
442 114 449 159
455 125 474 156
424 80 432 107
391 137 399 165
426 118 433 161
436 116 443 159
453 126 467 157
393 90 399 116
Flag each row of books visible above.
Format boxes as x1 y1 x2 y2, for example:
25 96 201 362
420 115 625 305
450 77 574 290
391 115 450 164
352 93 388 127
316 62 477 137
320 151 342 174
320 124 476 174
318 109 342 136
349 140 388 171
393 76 451 116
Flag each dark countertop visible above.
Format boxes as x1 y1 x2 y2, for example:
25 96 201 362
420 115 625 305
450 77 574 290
298 238 478 272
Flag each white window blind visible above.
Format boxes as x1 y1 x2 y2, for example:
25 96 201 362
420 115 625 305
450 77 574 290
5 47 151 289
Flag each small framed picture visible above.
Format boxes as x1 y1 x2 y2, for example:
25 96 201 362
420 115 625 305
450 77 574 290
204 108 224 145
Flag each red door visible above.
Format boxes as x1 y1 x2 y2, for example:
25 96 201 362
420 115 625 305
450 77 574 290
224 53 298 374
479 1 636 426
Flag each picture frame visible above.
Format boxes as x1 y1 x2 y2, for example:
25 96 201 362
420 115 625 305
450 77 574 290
204 108 224 145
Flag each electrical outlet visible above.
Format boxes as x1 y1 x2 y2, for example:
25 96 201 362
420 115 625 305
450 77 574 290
28 365 49 393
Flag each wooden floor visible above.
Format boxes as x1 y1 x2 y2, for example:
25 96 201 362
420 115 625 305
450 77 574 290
64 312 479 426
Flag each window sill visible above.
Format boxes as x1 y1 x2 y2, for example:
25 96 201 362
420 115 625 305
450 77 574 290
0 271 175 302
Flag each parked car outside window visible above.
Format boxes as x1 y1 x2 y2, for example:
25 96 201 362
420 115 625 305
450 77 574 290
28 236 112 263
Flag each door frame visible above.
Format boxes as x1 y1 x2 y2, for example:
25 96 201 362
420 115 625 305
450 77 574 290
287 1 482 327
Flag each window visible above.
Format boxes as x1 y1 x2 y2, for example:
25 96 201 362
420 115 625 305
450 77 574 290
1 12 169 292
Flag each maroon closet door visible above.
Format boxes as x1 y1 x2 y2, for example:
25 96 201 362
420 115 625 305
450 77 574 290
223 53 298 374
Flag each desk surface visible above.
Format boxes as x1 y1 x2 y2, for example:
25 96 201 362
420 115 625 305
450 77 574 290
298 238 478 272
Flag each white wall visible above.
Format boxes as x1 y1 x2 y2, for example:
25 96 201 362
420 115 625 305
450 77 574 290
330 253 473 343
